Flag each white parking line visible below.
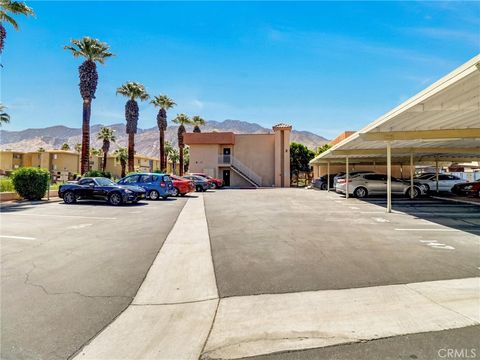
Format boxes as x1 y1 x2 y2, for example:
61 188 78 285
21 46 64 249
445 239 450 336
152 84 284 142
67 224 93 229
2 213 116 220
373 217 390 223
0 235 36 240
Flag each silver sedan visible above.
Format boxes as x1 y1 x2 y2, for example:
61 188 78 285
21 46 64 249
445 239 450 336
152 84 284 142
335 173 428 198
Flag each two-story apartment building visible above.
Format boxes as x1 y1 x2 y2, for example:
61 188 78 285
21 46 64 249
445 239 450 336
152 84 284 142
184 123 292 188
0 150 161 180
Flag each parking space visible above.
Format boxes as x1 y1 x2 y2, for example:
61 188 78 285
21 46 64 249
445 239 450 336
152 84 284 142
204 188 479 298
0 197 188 360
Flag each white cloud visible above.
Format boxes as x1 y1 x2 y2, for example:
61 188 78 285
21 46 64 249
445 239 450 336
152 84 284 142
191 99 205 109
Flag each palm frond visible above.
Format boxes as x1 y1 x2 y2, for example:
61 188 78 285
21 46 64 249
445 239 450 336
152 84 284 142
116 81 149 101
151 95 176 109
172 113 191 125
64 36 114 63
191 115 205 126
0 12 18 29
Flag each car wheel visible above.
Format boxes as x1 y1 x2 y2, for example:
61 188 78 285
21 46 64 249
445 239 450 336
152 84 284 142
109 192 123 206
354 187 368 198
63 191 77 204
149 190 160 200
196 185 202 192
407 187 419 199
171 187 179 197
211 182 217 189
320 183 327 190
180 193 186 197
423 184 430 192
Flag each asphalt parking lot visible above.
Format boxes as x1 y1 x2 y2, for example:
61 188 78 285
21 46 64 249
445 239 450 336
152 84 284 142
204 189 480 297
0 196 188 360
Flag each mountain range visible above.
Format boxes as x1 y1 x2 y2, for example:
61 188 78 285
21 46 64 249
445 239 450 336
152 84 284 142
0 120 329 157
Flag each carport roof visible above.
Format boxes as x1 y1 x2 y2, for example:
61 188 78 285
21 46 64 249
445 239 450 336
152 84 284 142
310 54 480 165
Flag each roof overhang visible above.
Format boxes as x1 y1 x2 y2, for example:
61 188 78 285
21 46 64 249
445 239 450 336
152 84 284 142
310 54 480 166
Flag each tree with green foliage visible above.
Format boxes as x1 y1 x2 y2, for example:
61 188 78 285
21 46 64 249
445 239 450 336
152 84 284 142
290 142 315 186
172 113 191 176
97 127 116 172
64 36 113 174
0 104 10 126
60 143 70 151
114 147 128 178
37 147 45 152
316 143 332 155
116 81 149 172
12 167 49 200
191 115 205 133
151 95 176 171
168 148 180 175
0 0 34 54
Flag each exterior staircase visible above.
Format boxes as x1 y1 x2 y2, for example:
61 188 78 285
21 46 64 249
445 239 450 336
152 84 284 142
218 155 262 188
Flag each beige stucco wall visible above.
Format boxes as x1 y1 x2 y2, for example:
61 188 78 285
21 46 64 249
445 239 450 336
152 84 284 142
233 134 276 187
0 152 14 171
49 152 80 174
188 144 221 177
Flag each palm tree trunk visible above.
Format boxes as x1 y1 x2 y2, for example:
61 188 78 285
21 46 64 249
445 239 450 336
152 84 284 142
103 151 107 172
81 99 91 174
128 133 135 173
121 160 126 178
179 145 184 176
160 128 165 171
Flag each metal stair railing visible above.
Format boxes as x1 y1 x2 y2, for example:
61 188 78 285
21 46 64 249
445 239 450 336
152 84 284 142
231 157 262 187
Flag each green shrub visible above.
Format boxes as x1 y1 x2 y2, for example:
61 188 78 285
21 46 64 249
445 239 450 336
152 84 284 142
11 167 50 200
0 177 15 192
83 170 112 178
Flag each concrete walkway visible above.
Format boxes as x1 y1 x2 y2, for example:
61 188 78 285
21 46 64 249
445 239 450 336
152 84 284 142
73 193 479 360
74 195 219 359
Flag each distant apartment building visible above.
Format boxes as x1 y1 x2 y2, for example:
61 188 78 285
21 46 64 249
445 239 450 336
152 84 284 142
184 123 291 187
0 150 161 180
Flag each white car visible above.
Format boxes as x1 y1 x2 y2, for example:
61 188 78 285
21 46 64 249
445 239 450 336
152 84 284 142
415 174 465 192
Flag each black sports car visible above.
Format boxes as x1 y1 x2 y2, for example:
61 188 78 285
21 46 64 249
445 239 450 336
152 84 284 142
58 177 146 205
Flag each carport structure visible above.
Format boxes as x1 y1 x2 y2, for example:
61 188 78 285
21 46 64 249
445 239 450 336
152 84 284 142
310 54 480 212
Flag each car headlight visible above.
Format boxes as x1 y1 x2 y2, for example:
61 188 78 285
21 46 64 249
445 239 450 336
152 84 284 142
124 189 133 194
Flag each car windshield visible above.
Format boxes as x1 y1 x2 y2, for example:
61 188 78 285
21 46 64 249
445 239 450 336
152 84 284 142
96 178 115 186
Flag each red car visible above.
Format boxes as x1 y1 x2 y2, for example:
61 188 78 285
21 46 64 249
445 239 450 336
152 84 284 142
191 173 224 189
170 175 195 196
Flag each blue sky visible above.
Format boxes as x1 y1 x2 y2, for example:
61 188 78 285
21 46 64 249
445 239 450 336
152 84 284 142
2 1 479 137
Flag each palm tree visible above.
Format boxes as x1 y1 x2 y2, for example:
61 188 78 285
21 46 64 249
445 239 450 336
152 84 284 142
191 115 205 133
37 147 45 152
150 95 176 172
60 143 70 151
164 140 174 173
168 148 179 175
64 37 113 175
183 145 190 173
0 104 10 126
116 82 149 172
97 127 116 172
0 0 34 54
114 147 128 178
74 143 81 152
172 113 191 176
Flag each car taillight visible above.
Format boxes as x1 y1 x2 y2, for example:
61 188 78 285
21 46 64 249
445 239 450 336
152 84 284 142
160 182 166 187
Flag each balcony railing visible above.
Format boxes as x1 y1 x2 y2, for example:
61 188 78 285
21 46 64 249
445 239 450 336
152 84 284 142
218 154 232 165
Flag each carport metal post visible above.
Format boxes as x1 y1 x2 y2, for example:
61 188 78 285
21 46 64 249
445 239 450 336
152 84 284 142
435 159 439 193
327 161 330 192
345 157 349 199
410 153 414 199
386 142 392 213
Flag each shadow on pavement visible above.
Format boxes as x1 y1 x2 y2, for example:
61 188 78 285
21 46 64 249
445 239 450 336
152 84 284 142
352 194 480 236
